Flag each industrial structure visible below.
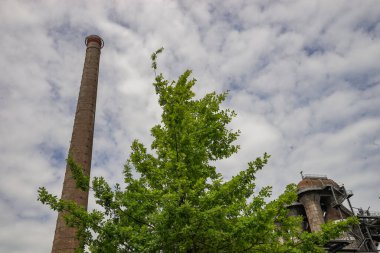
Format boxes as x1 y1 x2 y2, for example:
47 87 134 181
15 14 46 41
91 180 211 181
51 35 104 253
289 174 380 252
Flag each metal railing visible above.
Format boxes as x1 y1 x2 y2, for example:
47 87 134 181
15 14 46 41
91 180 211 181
303 174 328 179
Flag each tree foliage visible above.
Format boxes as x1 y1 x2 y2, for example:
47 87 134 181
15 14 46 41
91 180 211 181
39 50 356 252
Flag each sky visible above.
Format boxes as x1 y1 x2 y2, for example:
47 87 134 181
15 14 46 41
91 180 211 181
0 0 379 252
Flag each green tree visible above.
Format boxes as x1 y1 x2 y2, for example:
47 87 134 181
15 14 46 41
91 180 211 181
39 49 355 252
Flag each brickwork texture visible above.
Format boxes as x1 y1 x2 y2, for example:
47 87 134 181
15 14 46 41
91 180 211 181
51 35 103 253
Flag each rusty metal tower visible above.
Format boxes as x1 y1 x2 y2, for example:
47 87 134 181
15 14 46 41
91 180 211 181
51 35 104 253
288 174 380 252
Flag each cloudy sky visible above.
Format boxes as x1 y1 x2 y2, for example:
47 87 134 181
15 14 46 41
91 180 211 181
0 0 379 252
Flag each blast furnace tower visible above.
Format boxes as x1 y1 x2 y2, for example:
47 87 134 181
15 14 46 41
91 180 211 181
288 174 380 252
51 35 104 253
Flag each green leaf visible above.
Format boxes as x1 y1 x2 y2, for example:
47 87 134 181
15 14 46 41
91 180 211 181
67 156 90 191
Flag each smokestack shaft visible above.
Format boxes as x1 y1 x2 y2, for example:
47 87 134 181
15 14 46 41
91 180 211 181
52 35 103 253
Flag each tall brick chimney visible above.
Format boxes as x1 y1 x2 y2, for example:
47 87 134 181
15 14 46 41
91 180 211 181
51 35 104 253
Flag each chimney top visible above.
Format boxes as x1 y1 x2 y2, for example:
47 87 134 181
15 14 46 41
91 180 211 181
85 35 104 48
